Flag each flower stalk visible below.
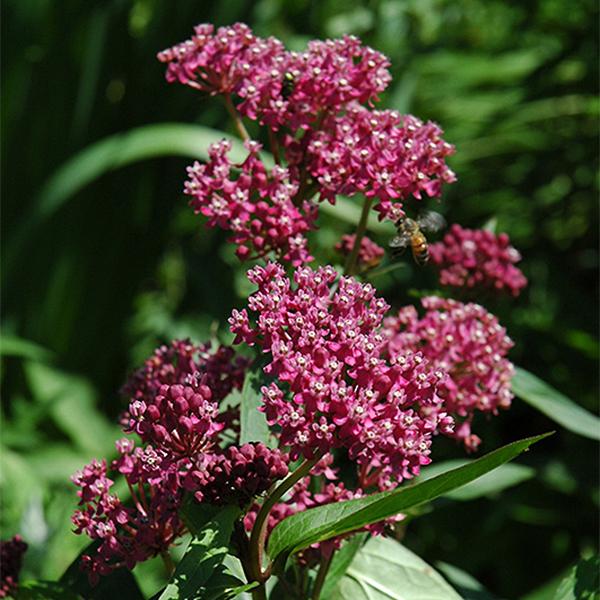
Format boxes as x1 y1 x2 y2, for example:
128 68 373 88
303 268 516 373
344 196 374 276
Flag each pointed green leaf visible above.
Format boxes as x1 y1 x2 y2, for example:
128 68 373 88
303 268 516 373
239 368 272 446
17 581 82 600
512 367 600 441
160 505 241 600
417 460 534 501
331 536 461 600
268 433 551 562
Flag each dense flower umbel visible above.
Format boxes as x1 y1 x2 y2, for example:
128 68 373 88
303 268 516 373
121 340 248 454
335 234 385 270
300 104 456 218
184 140 317 265
429 225 527 297
183 443 289 505
230 263 453 488
157 23 285 97
384 297 514 451
72 441 184 584
0 535 27 598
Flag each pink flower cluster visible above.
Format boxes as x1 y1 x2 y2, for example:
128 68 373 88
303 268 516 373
429 225 527 297
0 535 27 598
183 443 289 506
384 296 514 451
184 140 317 266
335 233 385 270
302 105 456 218
72 444 184 584
160 23 456 265
73 339 296 583
121 338 248 438
230 263 453 489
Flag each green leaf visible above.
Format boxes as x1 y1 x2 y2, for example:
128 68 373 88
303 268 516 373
17 581 82 600
554 556 599 600
239 368 272 446
512 367 600 441
331 536 461 600
436 562 498 600
417 460 534 501
0 335 54 362
160 504 241 600
24 361 120 455
60 542 145 600
268 433 551 563
320 533 368 598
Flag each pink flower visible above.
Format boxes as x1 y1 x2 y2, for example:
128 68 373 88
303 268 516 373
296 104 456 217
71 443 185 583
184 140 317 266
183 443 289 505
429 225 527 296
157 23 284 97
229 263 452 487
0 536 27 598
384 296 514 451
335 234 385 270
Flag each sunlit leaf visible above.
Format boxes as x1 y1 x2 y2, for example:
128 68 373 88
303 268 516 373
331 536 461 600
239 368 272 446
512 367 600 441
268 434 551 563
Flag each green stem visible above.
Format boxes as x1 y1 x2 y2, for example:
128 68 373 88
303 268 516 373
311 550 335 600
223 93 250 142
248 451 326 582
160 550 175 578
344 196 374 276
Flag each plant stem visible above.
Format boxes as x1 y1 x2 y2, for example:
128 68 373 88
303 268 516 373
223 93 250 142
251 585 268 600
344 196 374 276
248 450 326 582
160 550 176 578
268 128 281 165
311 550 335 600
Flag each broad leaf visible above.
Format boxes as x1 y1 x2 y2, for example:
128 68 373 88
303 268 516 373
331 536 461 600
554 556 599 600
512 367 600 441
436 562 498 600
159 504 241 600
320 533 368 598
0 335 53 362
268 433 551 562
239 368 272 446
417 460 534 501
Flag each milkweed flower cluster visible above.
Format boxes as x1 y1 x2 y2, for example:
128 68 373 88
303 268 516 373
429 225 527 296
229 263 453 489
383 296 514 451
0 535 27 598
159 23 456 263
72 342 291 581
184 140 317 265
335 233 385 270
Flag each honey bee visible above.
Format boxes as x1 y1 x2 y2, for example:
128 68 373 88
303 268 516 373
389 211 446 265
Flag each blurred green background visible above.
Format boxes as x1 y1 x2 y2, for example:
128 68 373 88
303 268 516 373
1 1 598 598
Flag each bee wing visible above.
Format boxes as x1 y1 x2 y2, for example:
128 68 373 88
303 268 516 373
417 211 447 233
388 233 411 248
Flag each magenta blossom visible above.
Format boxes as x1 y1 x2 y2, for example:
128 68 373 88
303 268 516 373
72 442 184 584
299 104 456 218
184 140 317 265
0 536 27 598
183 443 289 506
229 263 453 489
384 296 514 451
335 234 385 270
429 224 527 297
